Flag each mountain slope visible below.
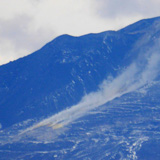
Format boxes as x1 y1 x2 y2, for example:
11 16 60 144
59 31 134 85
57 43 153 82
0 16 160 160
0 23 144 128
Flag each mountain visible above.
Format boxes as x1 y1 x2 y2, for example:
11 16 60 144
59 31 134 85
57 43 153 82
0 23 141 128
0 16 160 160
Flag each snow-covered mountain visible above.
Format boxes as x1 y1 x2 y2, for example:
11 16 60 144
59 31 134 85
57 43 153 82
0 16 160 160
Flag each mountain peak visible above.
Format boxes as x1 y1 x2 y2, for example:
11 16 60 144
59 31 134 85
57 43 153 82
119 16 160 34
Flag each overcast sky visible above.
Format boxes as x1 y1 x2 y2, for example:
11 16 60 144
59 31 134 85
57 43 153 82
0 0 160 65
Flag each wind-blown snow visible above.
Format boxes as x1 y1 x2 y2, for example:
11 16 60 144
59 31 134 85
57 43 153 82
20 40 160 139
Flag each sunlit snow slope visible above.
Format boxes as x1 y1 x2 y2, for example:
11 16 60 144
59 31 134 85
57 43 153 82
0 16 160 160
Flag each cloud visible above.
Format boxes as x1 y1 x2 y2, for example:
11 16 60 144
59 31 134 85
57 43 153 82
93 0 160 35
96 0 160 18
0 14 56 64
0 0 160 65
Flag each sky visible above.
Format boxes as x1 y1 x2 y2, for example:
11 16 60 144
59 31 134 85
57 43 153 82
0 0 160 65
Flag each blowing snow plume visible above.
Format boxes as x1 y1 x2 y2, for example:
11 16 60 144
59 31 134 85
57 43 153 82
18 39 160 140
0 36 159 146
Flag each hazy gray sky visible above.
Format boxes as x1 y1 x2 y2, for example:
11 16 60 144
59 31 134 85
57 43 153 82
0 0 160 65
